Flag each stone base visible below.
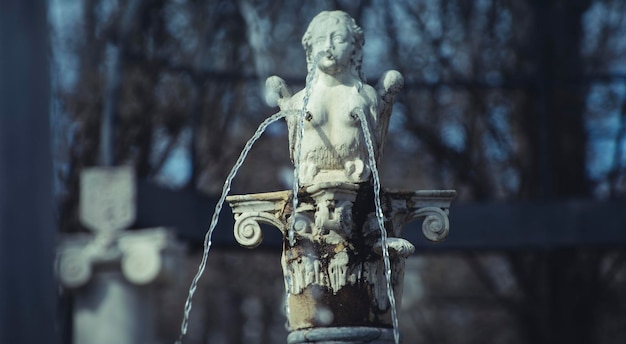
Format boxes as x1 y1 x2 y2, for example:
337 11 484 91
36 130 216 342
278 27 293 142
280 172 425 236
287 327 396 344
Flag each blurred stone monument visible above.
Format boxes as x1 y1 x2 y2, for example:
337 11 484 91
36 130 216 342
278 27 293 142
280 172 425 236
57 166 185 344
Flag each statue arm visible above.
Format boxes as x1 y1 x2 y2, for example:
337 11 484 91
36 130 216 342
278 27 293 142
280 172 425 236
265 76 292 110
265 76 298 161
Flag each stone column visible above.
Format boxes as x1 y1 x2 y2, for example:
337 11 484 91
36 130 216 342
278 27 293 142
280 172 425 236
72 271 154 344
227 184 455 343
57 167 185 344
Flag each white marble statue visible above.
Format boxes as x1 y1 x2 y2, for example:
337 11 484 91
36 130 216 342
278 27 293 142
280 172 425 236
266 10 404 185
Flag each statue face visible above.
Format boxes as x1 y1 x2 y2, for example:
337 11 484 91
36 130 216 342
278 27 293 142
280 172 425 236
309 18 353 75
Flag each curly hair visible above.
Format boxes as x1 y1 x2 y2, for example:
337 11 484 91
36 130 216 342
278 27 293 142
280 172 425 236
301 11 365 84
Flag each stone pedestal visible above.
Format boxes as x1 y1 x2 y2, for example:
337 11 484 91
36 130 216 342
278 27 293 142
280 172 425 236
73 271 154 344
57 227 185 344
288 327 395 344
227 183 455 341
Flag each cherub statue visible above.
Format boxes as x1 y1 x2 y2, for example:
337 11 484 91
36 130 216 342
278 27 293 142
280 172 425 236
266 10 403 185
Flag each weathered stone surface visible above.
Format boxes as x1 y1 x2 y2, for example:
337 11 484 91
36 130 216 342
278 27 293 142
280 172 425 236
226 185 455 332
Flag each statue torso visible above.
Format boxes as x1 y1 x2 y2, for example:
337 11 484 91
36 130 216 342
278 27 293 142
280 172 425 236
287 82 378 185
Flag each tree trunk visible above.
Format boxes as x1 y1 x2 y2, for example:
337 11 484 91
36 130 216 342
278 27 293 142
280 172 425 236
515 1 596 344
523 0 591 199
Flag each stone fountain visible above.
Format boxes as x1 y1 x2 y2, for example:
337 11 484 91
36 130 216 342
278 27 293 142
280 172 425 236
225 11 456 344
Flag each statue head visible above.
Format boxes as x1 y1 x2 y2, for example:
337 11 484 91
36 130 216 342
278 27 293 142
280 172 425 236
302 11 365 83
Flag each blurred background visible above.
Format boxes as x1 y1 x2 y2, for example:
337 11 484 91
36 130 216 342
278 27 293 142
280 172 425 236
2 0 626 343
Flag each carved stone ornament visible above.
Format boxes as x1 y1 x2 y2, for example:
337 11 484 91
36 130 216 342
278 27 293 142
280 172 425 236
226 186 456 332
57 227 186 288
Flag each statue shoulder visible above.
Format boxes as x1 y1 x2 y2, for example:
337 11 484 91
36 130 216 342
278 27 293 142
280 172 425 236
286 89 306 109
265 75 295 109
360 83 378 105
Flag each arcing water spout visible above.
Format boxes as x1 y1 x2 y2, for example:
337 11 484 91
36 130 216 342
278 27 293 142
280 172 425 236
177 110 289 344
354 107 400 344
289 52 325 247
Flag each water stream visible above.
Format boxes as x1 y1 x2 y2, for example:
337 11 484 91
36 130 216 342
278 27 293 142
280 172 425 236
288 52 323 247
355 108 401 344
283 52 323 331
176 110 289 344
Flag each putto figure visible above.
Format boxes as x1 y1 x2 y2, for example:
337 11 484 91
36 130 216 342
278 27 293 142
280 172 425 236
227 10 456 343
266 10 403 185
